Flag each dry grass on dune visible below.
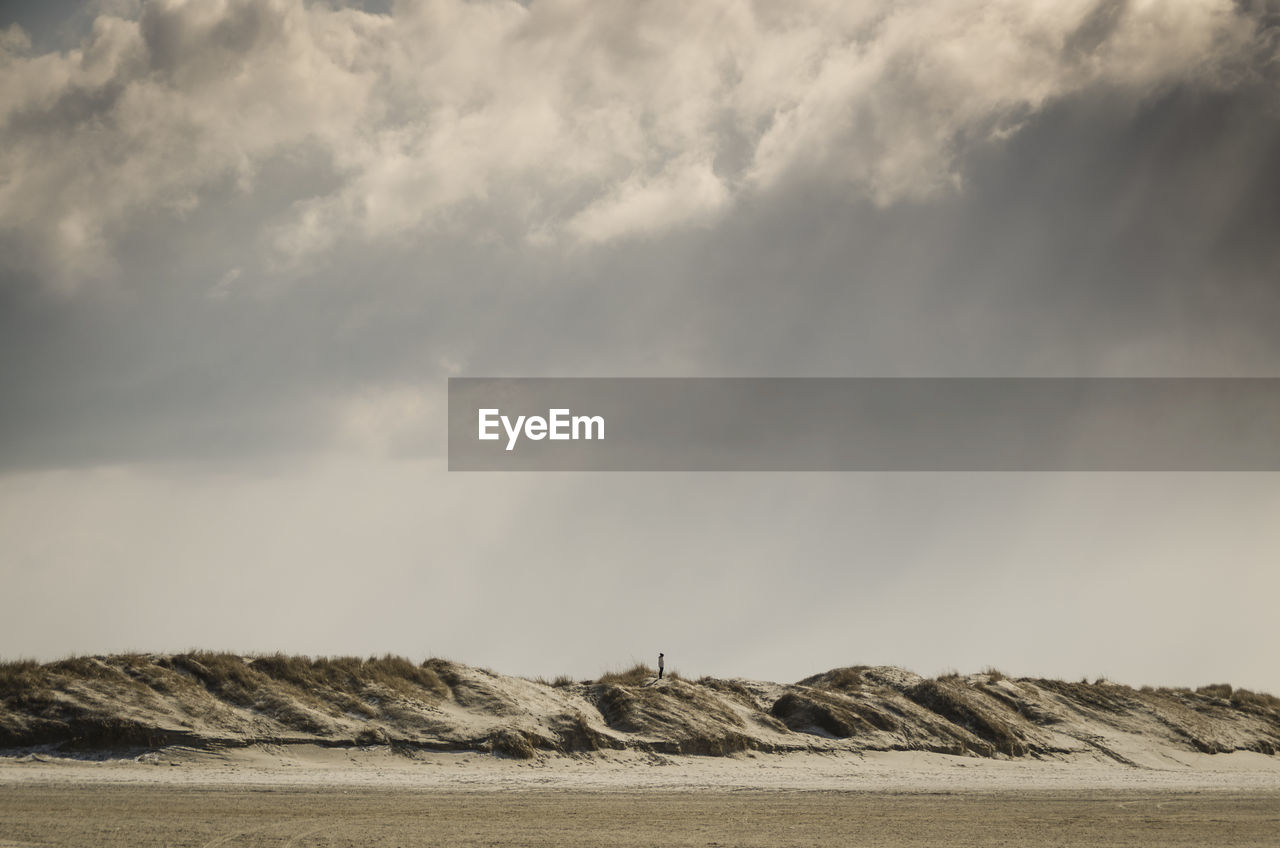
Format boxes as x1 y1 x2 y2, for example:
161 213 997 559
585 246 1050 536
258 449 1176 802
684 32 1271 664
0 652 456 747
594 664 684 685
4 655 1280 762
597 664 656 685
798 666 867 693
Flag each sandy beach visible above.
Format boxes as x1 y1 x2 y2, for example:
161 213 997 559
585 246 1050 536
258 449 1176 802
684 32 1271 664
4 747 1280 846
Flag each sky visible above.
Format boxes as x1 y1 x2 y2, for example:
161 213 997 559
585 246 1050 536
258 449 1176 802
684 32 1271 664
1 0 1278 692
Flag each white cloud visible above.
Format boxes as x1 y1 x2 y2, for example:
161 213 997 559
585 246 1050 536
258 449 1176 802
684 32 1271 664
565 154 729 243
0 0 1261 289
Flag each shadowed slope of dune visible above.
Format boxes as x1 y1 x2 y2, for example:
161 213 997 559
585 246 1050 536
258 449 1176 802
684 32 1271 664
2 654 1278 763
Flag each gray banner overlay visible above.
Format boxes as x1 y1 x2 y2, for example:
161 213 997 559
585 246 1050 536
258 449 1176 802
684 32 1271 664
448 378 1280 471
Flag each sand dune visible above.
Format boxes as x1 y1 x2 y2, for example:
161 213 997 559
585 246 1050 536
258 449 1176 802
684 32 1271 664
4 654 1278 769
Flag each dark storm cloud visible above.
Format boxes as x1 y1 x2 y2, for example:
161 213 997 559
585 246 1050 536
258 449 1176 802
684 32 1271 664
1064 0 1130 59
0 0 96 51
2 0 1279 471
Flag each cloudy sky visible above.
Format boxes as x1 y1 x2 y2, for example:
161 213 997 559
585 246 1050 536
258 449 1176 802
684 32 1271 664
2 0 1278 692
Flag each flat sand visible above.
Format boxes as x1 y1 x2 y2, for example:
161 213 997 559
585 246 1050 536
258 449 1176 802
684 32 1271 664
4 784 1280 847
3 748 1279 846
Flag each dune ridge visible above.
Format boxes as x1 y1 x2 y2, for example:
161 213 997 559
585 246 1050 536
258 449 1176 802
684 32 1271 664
3 654 1278 765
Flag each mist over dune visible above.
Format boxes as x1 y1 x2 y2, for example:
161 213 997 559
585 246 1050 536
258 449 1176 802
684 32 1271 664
3 654 1278 766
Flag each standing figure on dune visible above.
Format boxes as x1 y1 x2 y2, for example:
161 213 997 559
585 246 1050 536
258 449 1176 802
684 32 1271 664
658 653 665 680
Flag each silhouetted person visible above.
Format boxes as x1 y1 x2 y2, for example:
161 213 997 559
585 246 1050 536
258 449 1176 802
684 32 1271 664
658 653 665 679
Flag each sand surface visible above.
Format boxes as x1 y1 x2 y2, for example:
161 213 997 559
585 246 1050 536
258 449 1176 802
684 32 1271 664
5 783 1280 847
6 745 1280 791
4 748 1280 846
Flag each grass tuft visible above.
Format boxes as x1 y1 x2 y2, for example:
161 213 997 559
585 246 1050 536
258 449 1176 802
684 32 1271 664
598 664 663 685
489 728 536 759
1197 683 1233 699
1230 688 1280 713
